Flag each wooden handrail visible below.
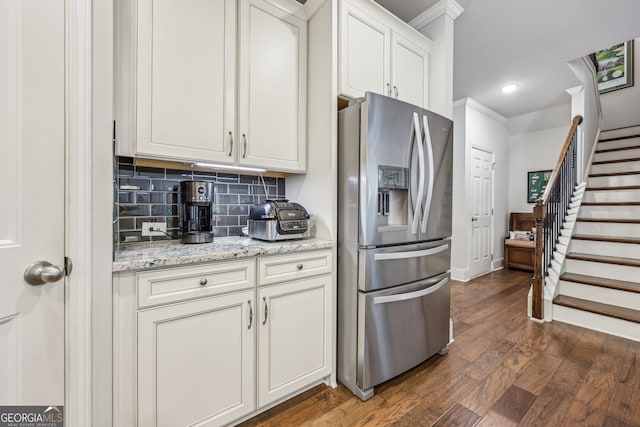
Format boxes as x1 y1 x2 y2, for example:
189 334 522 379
540 115 583 203
531 114 583 320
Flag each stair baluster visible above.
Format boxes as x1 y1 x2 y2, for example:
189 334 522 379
532 115 583 320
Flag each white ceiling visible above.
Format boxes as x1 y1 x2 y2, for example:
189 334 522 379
375 0 640 118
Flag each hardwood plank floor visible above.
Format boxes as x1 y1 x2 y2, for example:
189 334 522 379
239 269 640 427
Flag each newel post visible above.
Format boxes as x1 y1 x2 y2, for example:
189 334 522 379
532 200 545 320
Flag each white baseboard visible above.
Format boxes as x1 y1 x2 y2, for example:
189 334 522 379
451 268 469 282
492 258 504 271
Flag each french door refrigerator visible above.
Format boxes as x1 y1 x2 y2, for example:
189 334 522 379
337 92 453 400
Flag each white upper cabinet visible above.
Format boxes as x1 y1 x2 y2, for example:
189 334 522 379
136 0 236 163
391 32 429 108
238 0 307 172
339 2 390 99
118 0 307 173
339 0 431 108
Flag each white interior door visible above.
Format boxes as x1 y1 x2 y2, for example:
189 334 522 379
0 0 65 405
469 147 494 278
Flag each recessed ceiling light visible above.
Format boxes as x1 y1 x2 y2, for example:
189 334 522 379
501 84 519 93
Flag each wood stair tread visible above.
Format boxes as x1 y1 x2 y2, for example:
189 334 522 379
553 295 640 324
595 145 640 154
567 252 640 267
586 185 640 191
577 218 640 224
592 156 640 165
560 272 640 293
589 171 640 177
581 201 640 206
599 134 640 142
572 234 640 244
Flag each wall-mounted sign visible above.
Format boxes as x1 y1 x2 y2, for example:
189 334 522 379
528 170 552 203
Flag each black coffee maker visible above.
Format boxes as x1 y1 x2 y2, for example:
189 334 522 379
178 181 214 244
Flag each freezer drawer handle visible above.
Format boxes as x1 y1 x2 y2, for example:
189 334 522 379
372 243 449 261
373 278 449 305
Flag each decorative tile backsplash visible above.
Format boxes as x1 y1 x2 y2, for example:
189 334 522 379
114 157 286 244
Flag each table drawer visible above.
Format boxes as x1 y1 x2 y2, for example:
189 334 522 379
258 250 333 286
137 260 256 308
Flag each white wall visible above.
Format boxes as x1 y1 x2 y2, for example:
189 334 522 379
451 98 509 280
286 0 337 240
601 38 640 130
508 126 568 213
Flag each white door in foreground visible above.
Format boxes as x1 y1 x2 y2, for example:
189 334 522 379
0 0 65 406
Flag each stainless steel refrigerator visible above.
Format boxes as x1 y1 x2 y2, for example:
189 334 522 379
337 92 453 400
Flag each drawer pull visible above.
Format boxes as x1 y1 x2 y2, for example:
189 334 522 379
248 300 253 329
199 278 208 286
296 264 303 270
262 296 268 325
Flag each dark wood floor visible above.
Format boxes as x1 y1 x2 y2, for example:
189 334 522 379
240 269 640 426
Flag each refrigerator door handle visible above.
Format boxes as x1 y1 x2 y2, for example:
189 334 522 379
421 114 435 234
411 112 425 235
373 278 449 305
372 243 449 261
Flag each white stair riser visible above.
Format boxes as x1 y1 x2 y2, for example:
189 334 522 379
580 205 640 219
559 281 640 311
565 258 640 282
591 161 640 175
584 189 640 203
569 239 640 260
588 174 640 187
552 305 640 342
594 147 640 162
597 136 640 150
575 221 640 238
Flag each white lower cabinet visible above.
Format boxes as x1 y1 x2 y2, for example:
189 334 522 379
115 250 334 426
257 276 332 407
137 291 255 427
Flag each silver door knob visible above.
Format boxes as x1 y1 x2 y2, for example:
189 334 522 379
471 216 479 222
24 261 65 286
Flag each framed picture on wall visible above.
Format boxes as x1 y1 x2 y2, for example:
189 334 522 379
595 40 634 94
528 170 552 203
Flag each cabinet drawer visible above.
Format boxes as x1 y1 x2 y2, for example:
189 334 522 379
258 250 333 286
137 260 255 308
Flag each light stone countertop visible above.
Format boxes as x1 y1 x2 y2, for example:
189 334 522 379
113 236 335 272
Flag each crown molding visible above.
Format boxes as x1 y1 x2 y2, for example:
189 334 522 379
565 85 584 96
453 97 507 124
409 0 464 31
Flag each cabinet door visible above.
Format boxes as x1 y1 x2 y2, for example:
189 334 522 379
138 291 255 426
257 276 332 407
391 32 429 108
238 0 307 172
339 0 391 99
137 0 235 163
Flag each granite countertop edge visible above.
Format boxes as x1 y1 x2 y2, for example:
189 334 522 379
113 236 336 272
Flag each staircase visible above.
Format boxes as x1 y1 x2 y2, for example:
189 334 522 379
553 127 640 341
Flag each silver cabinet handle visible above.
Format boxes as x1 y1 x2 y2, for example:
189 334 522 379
228 131 233 157
24 261 65 286
262 296 268 325
374 278 449 305
248 300 253 329
199 278 208 286
297 264 303 270
242 134 247 158
387 83 391 96
421 114 435 234
394 86 398 98
471 217 479 222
